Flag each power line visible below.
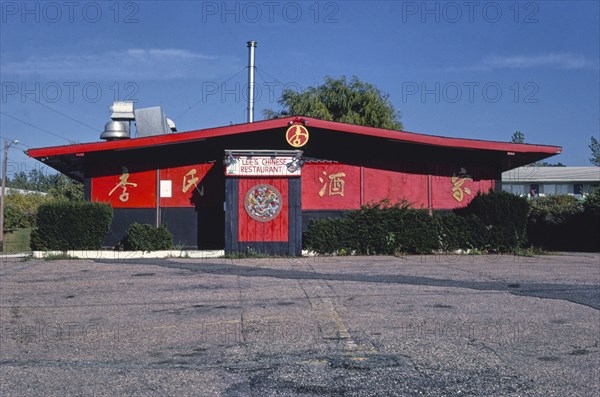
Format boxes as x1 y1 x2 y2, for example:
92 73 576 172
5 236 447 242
6 86 100 133
173 67 248 121
255 68 280 89
0 111 75 143
255 66 293 88
0 133 32 148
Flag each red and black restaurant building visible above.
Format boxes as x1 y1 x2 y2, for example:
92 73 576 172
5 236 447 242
27 116 561 255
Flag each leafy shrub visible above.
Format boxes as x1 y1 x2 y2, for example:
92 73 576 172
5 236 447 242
456 190 529 252
3 203 23 231
305 191 537 255
304 201 439 255
30 201 112 250
581 188 600 251
528 194 582 225
121 223 173 251
346 201 411 255
434 212 489 251
393 209 439 254
303 217 354 255
527 194 578 250
4 192 51 230
583 187 600 217
527 191 599 251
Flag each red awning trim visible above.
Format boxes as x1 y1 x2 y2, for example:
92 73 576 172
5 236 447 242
27 116 561 159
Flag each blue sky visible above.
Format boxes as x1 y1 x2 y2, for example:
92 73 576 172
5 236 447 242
1 0 598 176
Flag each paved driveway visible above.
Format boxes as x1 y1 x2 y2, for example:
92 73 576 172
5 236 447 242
1 254 598 396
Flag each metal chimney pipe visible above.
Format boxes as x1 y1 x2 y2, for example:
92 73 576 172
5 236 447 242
247 40 257 123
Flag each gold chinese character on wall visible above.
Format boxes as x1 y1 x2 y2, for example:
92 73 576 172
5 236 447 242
182 168 199 193
109 167 138 202
319 171 346 197
451 176 472 202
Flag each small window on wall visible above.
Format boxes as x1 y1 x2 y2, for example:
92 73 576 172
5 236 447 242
555 184 568 194
529 184 539 197
574 184 584 195
512 184 525 195
544 184 556 195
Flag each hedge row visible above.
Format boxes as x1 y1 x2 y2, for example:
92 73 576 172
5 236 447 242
304 190 530 255
121 223 173 251
27 188 599 253
30 201 113 250
435 212 490 251
30 201 176 251
527 190 600 251
455 188 529 252
304 201 440 255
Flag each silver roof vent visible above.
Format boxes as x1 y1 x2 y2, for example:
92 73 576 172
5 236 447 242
100 101 176 140
100 101 134 141
100 120 130 140
110 101 135 120
134 106 172 137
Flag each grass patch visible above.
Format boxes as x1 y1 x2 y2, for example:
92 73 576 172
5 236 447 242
222 252 272 259
3 228 31 253
513 246 547 257
222 248 279 259
44 253 74 261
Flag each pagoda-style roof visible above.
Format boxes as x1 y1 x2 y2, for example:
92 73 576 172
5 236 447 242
28 116 562 181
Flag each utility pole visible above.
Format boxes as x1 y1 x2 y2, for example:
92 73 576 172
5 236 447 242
0 139 19 252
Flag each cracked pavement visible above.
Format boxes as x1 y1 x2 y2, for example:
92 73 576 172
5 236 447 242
1 253 599 396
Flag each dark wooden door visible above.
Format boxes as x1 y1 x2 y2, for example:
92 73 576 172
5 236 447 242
225 177 301 255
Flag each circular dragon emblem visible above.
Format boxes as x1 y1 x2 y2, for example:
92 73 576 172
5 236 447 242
245 184 283 222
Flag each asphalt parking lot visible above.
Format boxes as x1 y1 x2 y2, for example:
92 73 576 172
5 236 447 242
1 253 599 396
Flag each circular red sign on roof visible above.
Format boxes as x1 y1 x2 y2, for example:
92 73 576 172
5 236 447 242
286 124 309 148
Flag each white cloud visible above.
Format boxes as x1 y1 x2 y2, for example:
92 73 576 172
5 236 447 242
482 53 592 70
1 48 238 80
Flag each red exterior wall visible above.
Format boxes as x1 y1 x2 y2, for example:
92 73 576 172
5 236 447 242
431 175 494 208
302 163 361 210
159 164 214 208
92 161 495 212
363 168 430 208
91 163 214 209
301 162 495 211
91 165 156 208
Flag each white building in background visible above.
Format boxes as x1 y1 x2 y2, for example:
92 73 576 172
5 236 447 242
0 188 47 196
501 167 600 197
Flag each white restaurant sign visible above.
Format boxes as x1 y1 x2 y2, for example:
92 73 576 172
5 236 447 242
225 156 301 177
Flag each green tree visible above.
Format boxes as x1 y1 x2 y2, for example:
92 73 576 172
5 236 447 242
511 131 525 144
589 136 600 166
2 171 82 232
28 169 54 191
47 174 84 201
8 171 30 190
4 191 51 230
4 169 83 199
264 76 403 130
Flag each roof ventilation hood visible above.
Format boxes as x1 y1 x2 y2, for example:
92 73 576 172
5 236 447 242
100 101 177 140
100 120 130 140
100 101 134 141
135 106 175 137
